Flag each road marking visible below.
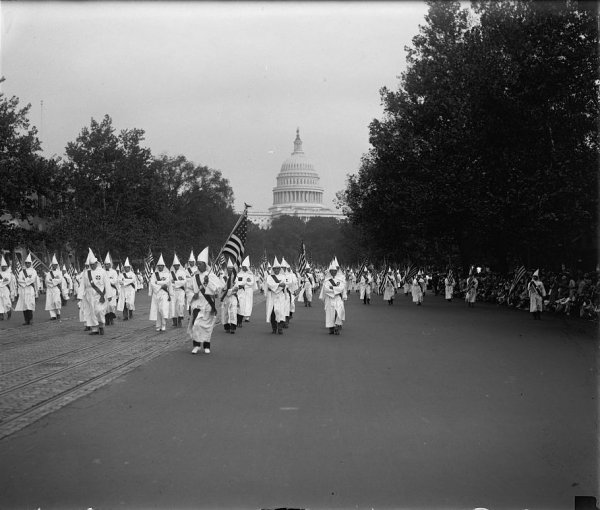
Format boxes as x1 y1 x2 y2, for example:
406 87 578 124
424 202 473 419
279 407 299 411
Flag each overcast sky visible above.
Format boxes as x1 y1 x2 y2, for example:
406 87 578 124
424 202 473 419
1 1 430 212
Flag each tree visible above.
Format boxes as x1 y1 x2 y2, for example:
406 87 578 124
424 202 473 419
0 79 58 252
339 0 598 271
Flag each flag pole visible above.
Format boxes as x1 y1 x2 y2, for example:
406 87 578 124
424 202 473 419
214 204 249 268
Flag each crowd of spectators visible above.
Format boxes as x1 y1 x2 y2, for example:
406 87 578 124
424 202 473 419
428 268 599 321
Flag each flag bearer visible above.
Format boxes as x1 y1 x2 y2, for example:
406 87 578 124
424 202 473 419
221 258 239 333
170 253 187 328
528 269 546 320
149 254 172 332
45 254 66 320
15 253 38 325
189 247 222 354
118 258 137 320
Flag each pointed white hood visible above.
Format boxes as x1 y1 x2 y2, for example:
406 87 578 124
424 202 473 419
157 254 165 266
173 254 181 266
198 247 209 264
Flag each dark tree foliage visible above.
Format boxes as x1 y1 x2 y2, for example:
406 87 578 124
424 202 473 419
49 115 237 266
339 0 599 271
0 80 60 251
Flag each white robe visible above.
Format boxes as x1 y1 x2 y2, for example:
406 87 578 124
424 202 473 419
444 276 455 299
117 271 137 311
169 267 188 318
359 274 372 299
81 267 114 327
383 274 396 300
411 277 425 304
0 269 14 313
105 269 119 314
236 270 257 318
149 270 173 322
187 270 222 344
322 274 347 327
266 273 287 323
45 270 65 313
528 280 546 312
465 277 478 303
14 268 38 311
221 273 239 325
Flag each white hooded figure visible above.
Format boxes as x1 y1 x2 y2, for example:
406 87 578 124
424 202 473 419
188 247 223 354
280 257 297 325
117 257 137 320
169 253 188 328
149 254 173 331
383 268 396 304
358 268 372 304
412 270 425 305
45 254 66 319
103 252 119 325
528 269 546 319
236 255 257 325
322 260 347 334
80 248 115 334
300 264 315 307
220 258 239 333
14 253 38 325
465 267 478 306
444 270 456 301
0 255 14 319
265 257 287 334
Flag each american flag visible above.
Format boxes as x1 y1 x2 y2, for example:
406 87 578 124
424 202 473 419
219 208 248 275
298 241 307 275
30 251 49 272
509 265 527 295
404 265 418 283
211 253 225 274
13 252 22 278
355 258 369 282
144 248 154 283
378 267 388 294
259 249 268 280
68 264 77 280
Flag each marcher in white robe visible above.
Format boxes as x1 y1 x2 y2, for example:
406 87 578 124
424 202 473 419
266 257 287 334
301 265 315 307
383 269 396 304
184 250 198 311
359 270 372 304
62 265 73 297
235 256 256 326
103 253 119 325
411 271 425 305
279 258 295 326
465 271 478 307
220 259 239 333
444 270 456 301
348 269 357 293
136 270 144 290
80 249 114 335
117 258 137 320
189 247 222 354
169 254 187 328
0 256 14 320
45 255 66 320
528 270 546 320
14 253 38 325
149 255 172 332
76 261 90 330
321 262 347 335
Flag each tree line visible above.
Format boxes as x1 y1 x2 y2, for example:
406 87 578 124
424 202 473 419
337 0 598 272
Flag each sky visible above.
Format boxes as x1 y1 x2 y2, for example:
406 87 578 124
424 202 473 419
1 1 430 212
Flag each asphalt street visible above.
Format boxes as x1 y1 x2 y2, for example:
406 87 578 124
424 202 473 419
0 289 597 510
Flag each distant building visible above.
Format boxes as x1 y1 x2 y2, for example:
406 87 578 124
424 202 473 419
248 128 345 229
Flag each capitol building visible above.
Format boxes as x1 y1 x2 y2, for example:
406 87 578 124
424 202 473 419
248 129 345 229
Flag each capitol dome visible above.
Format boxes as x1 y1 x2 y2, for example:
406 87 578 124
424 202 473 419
269 128 328 215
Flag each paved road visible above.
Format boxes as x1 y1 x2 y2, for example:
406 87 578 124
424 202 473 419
0 289 597 510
